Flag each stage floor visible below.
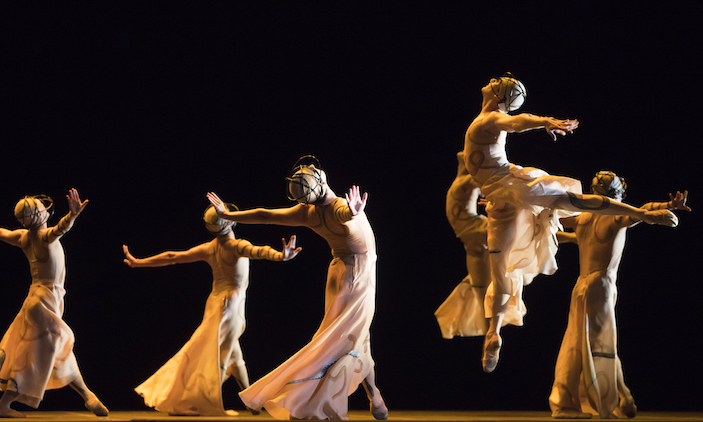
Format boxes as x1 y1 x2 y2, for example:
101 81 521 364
7 410 703 421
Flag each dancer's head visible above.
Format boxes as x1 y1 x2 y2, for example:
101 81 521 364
489 72 526 113
591 171 627 200
14 195 53 229
287 155 328 205
204 203 237 235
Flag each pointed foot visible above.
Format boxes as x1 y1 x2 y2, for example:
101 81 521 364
482 333 502 373
85 395 109 417
614 398 637 418
371 400 388 420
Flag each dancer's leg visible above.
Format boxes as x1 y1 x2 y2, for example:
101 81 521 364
483 204 517 373
553 193 676 226
362 368 388 420
67 371 108 416
226 341 259 415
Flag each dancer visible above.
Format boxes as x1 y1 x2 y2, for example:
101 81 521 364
463 73 677 372
435 151 496 338
123 204 301 416
207 156 388 420
0 189 108 418
549 173 689 419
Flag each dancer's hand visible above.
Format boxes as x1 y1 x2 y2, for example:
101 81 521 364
206 192 227 218
545 118 579 141
669 190 691 212
345 185 368 216
282 235 302 261
67 188 89 216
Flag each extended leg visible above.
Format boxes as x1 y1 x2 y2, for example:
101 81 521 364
553 193 676 226
362 368 388 420
67 372 108 417
482 207 517 373
483 289 509 373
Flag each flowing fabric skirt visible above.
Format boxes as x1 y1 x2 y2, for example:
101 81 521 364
135 288 245 416
435 275 489 337
482 164 582 324
0 283 79 408
240 253 377 420
549 270 624 418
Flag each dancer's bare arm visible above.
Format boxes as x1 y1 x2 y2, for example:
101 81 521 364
233 235 302 262
0 228 25 247
207 192 308 227
490 113 579 141
123 243 209 268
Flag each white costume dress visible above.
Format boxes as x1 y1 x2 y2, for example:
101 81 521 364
135 240 250 416
464 128 583 325
480 164 582 322
240 198 377 420
0 216 81 408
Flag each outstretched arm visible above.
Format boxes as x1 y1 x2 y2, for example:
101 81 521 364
491 113 579 141
0 227 25 248
641 190 691 212
43 188 90 243
123 243 209 268
620 190 691 227
206 192 308 227
234 235 302 262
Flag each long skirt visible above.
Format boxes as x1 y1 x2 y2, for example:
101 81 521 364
135 288 245 416
549 270 624 418
240 253 377 420
0 283 79 408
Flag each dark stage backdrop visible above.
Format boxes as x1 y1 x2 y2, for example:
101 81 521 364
1 2 700 413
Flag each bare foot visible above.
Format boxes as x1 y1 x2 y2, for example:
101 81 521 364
371 399 388 420
0 408 25 418
482 333 502 373
85 394 109 417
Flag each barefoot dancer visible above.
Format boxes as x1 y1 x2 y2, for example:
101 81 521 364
0 189 108 418
124 204 301 416
207 156 388 420
549 175 689 419
463 73 677 372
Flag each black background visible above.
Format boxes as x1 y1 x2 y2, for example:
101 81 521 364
1 2 700 413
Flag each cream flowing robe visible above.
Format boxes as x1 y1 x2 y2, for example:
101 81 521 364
135 240 250 416
478 164 582 325
549 270 622 418
464 130 582 327
0 216 81 408
549 212 636 418
240 198 377 421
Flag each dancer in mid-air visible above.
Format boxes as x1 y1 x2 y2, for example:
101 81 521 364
435 151 495 338
549 173 688 419
463 73 677 372
207 155 388 420
123 204 301 416
0 189 108 418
